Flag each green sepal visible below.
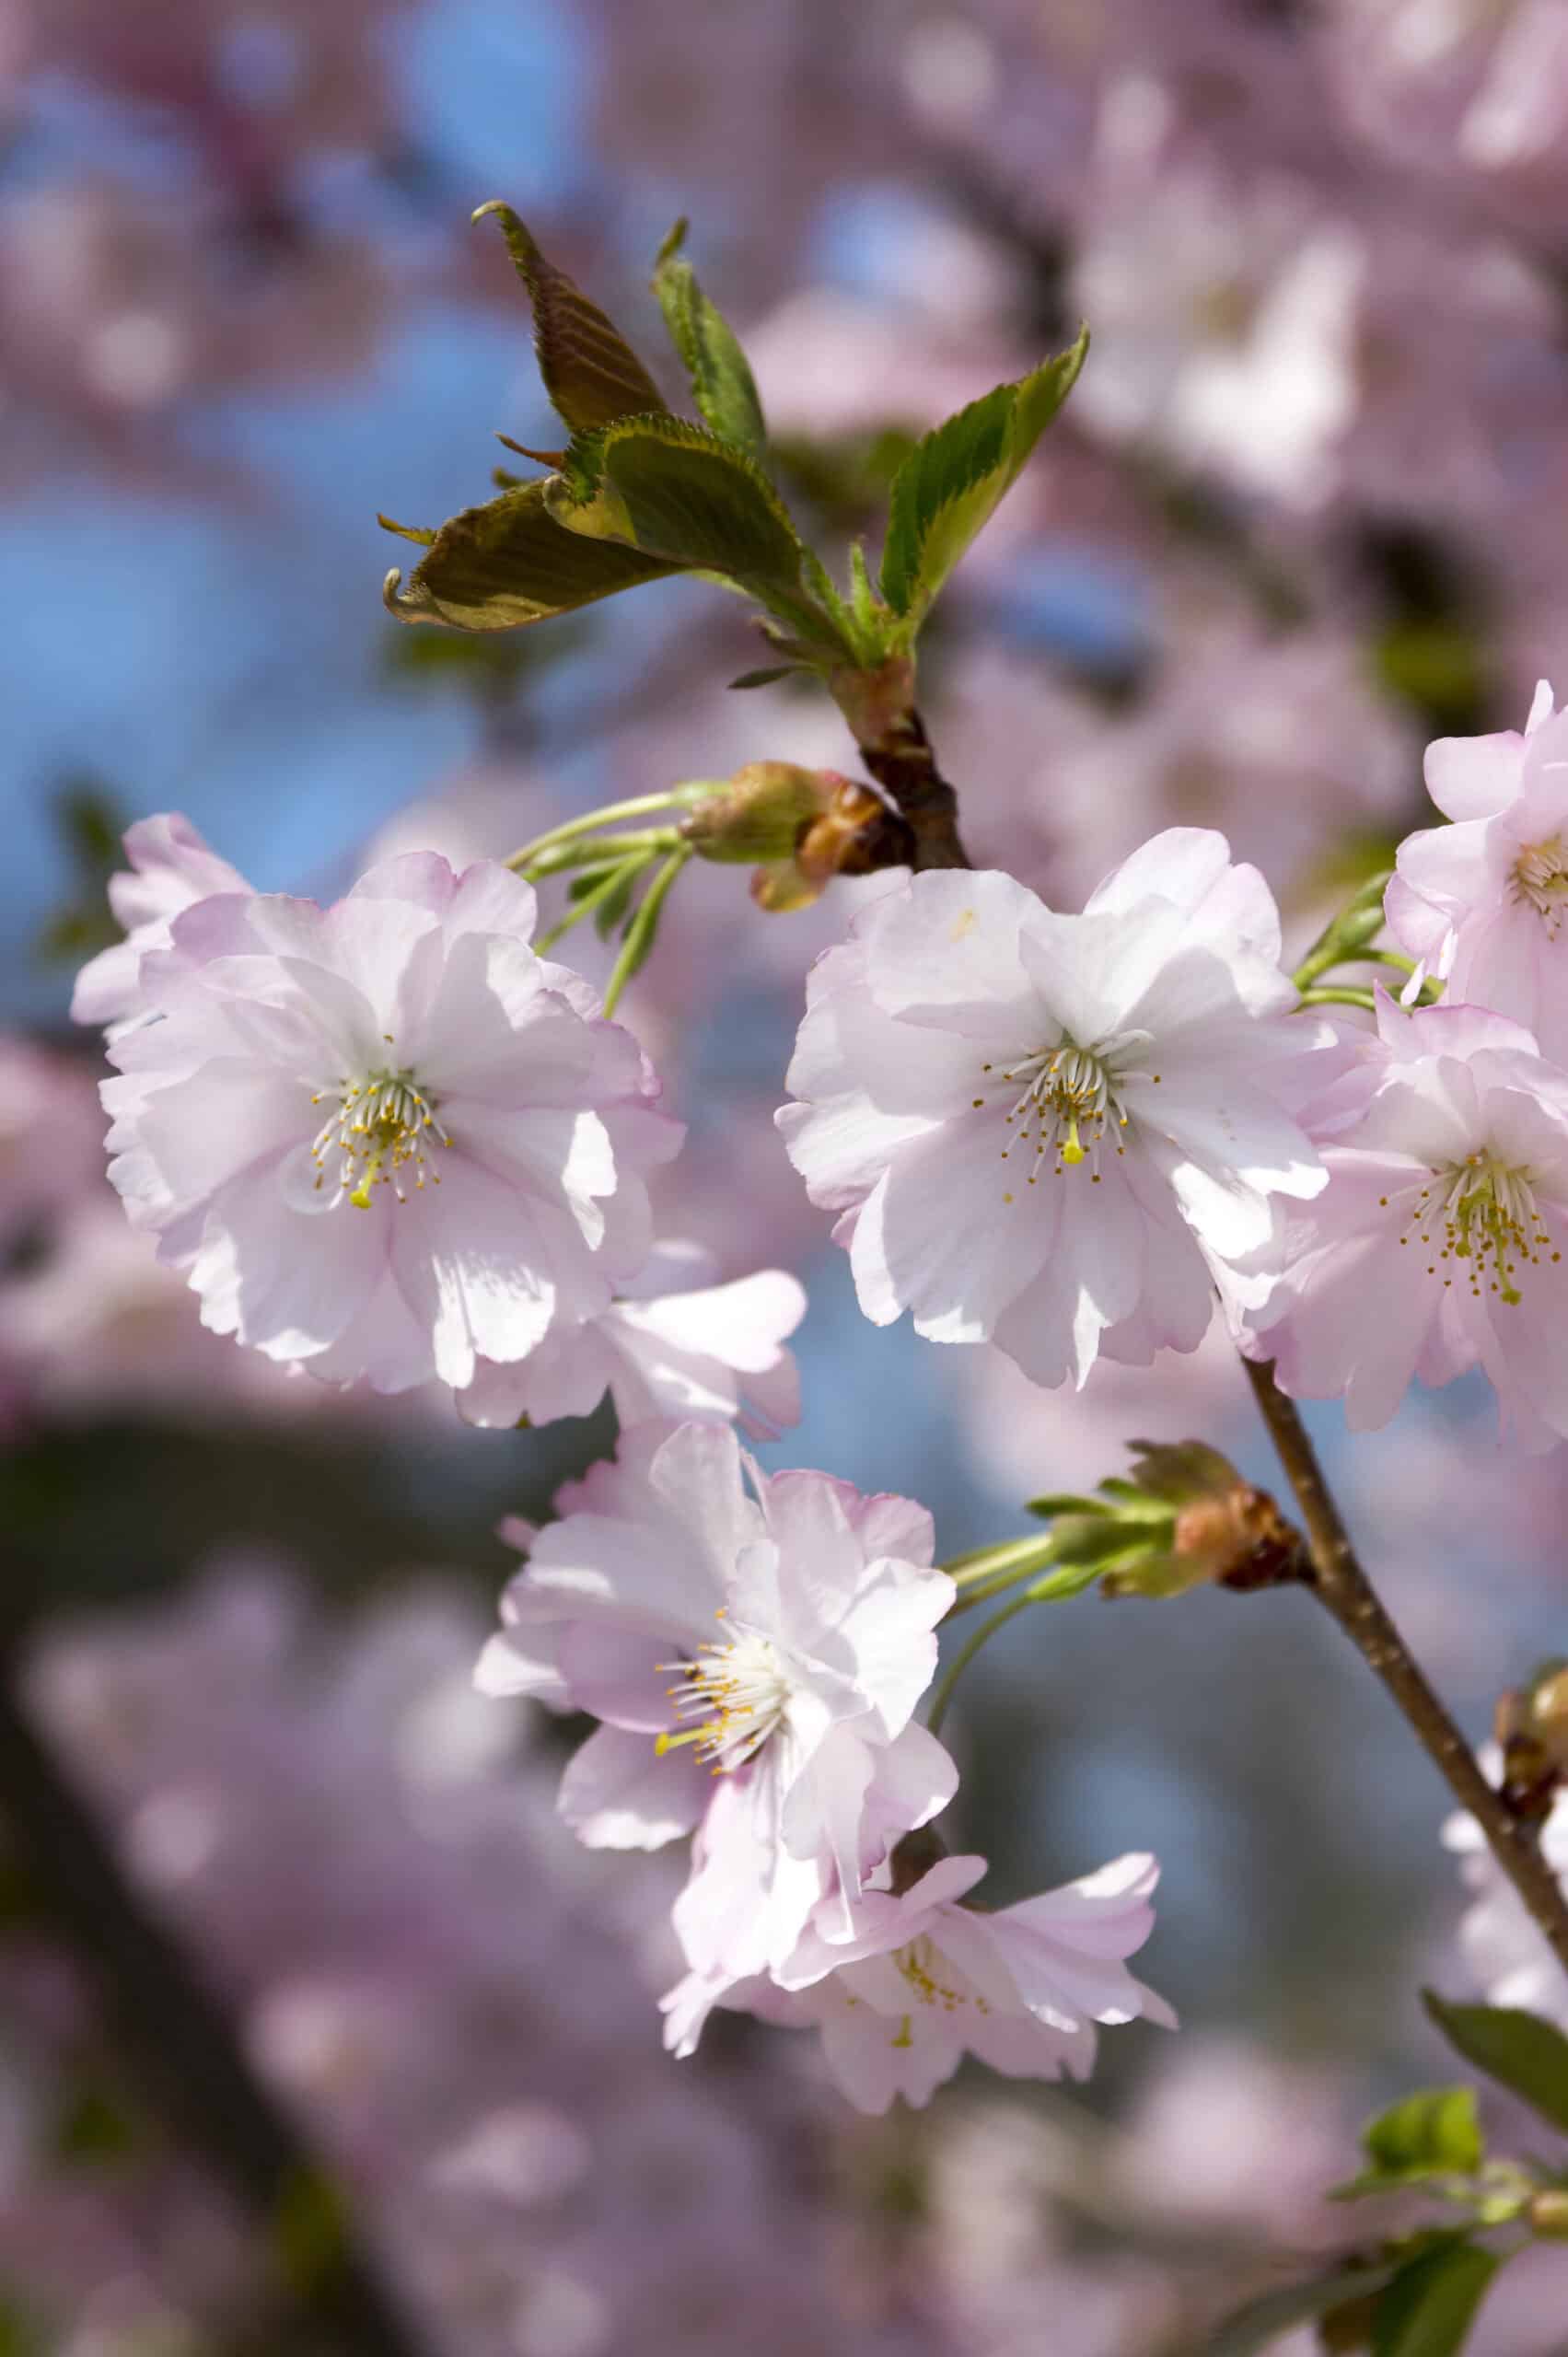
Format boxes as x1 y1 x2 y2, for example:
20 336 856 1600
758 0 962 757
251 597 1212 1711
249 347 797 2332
473 201 668 434
381 479 681 633
1370 2235 1502 2357
545 413 846 654
878 328 1088 629
1331 2089 1484 2200
727 666 801 691
1423 1991 1568 2137
652 217 768 462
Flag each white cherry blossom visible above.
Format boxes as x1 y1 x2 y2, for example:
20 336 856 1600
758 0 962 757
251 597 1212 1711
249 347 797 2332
1387 681 1568 1058
100 853 681 1394
777 830 1329 1390
459 1241 806 1438
1251 994 1568 1446
1444 1753 1568 2030
662 1849 1174 2115
475 1420 957 1976
71 811 250 1034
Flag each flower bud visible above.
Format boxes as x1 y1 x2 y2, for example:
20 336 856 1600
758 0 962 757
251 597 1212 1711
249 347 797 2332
680 762 913 911
1529 2189 1568 2239
1097 1442 1309 1599
680 762 837 865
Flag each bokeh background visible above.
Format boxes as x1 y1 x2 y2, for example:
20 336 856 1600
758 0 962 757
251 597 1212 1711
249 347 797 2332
4 2 1568 2350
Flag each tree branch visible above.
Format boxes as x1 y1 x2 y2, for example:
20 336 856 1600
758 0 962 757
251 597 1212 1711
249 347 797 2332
0 1649 431 2357
855 703 972 871
1240 1356 1568 1977
830 661 972 871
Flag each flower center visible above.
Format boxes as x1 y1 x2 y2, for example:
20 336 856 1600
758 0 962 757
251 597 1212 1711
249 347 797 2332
656 1623 792 1774
1511 837 1568 933
1390 1152 1559 1306
973 1032 1153 1192
310 1059 450 1210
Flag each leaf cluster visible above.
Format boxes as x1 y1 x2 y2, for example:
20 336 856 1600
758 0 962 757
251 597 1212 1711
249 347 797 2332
1210 1992 1568 2355
379 202 1086 718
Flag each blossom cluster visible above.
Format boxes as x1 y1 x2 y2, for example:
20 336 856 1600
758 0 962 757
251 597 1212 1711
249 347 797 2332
70 815 1172 2112
67 679 1568 2107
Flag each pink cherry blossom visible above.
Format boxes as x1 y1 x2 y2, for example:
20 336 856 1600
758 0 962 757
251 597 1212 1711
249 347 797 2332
99 852 681 1394
1388 683 1568 1060
1252 994 1568 1446
778 829 1329 1390
459 1240 805 1438
475 1420 957 1976
662 1850 1173 2115
72 811 250 1033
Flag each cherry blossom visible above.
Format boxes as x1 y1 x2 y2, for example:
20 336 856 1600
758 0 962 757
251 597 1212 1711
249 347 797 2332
99 853 681 1394
475 1420 957 1976
1251 995 1568 1446
662 1849 1173 2115
459 1241 806 1438
1388 682 1568 1060
1443 1746 1568 2030
778 829 1330 1391
72 811 250 1034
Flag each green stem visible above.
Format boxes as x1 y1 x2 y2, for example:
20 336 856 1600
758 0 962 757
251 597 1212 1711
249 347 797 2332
524 828 684 879
1298 984 1377 1011
926 1591 1037 1740
602 846 691 1018
947 1535 1059 1585
505 792 699 872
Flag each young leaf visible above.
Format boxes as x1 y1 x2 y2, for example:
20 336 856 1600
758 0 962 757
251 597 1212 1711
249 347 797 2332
879 328 1089 628
1332 2089 1484 2199
727 666 800 690
652 218 768 462
545 415 846 654
1370 2238 1501 2357
473 201 668 434
1423 1991 1568 2137
381 481 680 633
1207 2264 1399 2355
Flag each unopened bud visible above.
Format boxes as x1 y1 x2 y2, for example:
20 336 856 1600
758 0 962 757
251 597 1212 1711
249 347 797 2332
1529 1664 1568 1771
1493 1661 1568 1818
1528 2189 1568 2239
681 762 835 865
1098 1441 1309 1598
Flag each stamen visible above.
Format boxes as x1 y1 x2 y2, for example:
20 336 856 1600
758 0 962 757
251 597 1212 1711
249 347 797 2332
656 1627 790 1773
1512 837 1568 934
310 1062 452 1209
975 1031 1149 1192
1393 1152 1555 1307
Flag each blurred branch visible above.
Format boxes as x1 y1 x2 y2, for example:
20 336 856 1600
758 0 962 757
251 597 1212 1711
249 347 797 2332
0 1640 432 2357
1240 1357 1568 1977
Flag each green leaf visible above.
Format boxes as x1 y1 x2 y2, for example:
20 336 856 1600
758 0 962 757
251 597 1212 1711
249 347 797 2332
1423 1991 1568 2137
546 414 843 650
382 480 681 633
1207 2264 1399 2356
473 201 668 435
1332 2089 1485 2199
878 328 1088 626
652 218 768 462
1371 2238 1501 2357
727 666 800 690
